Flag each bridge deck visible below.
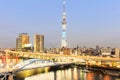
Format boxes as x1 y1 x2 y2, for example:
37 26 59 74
5 50 120 62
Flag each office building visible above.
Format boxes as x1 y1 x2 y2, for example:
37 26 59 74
16 38 21 51
34 34 44 53
16 33 29 51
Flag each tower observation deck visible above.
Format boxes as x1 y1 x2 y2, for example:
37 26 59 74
61 0 67 48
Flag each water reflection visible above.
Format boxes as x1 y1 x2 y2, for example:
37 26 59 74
103 75 111 80
24 67 120 80
86 72 94 80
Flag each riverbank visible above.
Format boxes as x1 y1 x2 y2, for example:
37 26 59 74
75 62 120 71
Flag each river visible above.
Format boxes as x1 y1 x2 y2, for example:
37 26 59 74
14 67 120 80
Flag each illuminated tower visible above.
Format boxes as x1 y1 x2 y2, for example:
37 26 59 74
61 0 67 48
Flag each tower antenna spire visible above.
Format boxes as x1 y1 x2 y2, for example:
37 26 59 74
61 0 67 48
63 0 66 14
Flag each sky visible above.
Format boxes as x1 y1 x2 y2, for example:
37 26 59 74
0 0 120 48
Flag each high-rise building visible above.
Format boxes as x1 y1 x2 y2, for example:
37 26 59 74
34 34 44 53
61 0 67 48
16 33 29 51
16 38 21 51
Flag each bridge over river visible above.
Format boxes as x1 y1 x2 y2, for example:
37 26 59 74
0 58 73 80
0 50 120 79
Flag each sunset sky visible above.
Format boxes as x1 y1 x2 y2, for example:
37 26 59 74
0 0 120 48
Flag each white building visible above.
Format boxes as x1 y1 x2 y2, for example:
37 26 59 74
100 48 112 56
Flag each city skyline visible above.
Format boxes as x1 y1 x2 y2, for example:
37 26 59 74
0 0 120 48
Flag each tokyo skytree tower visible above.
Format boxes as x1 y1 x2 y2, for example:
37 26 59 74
61 0 67 48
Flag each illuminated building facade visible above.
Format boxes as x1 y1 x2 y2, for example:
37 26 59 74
34 34 44 53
